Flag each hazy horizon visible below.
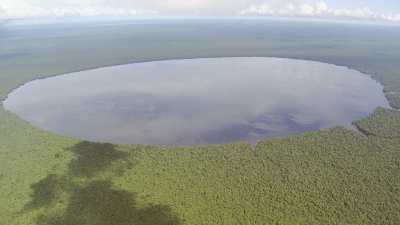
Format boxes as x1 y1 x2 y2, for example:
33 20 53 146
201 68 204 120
1 0 399 24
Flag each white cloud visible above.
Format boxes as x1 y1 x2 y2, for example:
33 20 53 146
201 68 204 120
0 0 230 18
0 1 157 18
239 1 400 22
0 0 399 23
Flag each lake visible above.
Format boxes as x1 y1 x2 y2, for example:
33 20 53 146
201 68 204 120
3 57 389 145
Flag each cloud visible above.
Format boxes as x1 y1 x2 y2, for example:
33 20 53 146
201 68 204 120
0 0 399 23
0 1 157 18
0 0 226 18
239 1 400 22
0 5 6 18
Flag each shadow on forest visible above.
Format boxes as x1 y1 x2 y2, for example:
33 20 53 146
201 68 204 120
24 141 180 225
66 141 128 177
36 180 180 225
23 174 65 211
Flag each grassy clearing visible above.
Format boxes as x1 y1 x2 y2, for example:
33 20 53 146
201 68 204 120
0 20 399 224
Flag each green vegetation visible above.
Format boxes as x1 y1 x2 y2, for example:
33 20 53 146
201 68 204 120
354 107 400 138
27 142 180 225
0 20 399 224
23 174 66 211
37 180 180 225
67 141 129 177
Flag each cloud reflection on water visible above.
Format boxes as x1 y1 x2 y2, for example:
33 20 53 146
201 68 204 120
4 57 389 145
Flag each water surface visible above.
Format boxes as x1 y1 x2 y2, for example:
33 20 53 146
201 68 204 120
4 58 389 145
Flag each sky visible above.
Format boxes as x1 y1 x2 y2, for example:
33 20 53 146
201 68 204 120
0 0 399 23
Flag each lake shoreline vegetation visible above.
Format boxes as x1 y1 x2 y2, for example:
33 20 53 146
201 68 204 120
0 20 399 224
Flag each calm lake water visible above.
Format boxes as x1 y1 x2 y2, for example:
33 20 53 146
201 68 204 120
4 57 389 145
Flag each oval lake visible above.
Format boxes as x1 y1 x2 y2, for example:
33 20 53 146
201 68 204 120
3 57 389 145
